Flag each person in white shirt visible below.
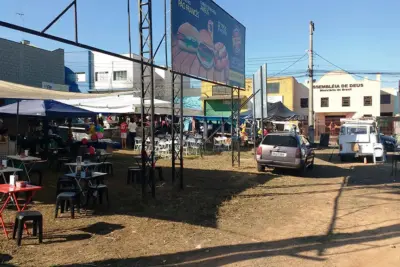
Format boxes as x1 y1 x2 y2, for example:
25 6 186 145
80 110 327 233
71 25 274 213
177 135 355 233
128 117 137 149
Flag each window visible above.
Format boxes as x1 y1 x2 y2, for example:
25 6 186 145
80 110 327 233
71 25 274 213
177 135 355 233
75 72 86 82
321 97 329 107
342 97 350 107
370 126 376 134
262 135 298 147
364 96 372 106
300 98 308 108
364 114 372 117
267 82 280 93
95 71 108 82
113 71 127 81
381 94 391 104
347 126 367 135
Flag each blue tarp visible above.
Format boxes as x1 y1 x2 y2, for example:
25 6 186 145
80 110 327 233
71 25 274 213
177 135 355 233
0 100 95 118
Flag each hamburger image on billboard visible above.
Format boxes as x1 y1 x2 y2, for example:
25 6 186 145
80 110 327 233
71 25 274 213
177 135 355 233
172 22 229 83
171 0 245 87
177 22 199 53
197 29 214 70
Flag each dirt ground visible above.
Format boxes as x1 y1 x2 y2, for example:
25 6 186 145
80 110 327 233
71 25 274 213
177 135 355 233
1 148 400 267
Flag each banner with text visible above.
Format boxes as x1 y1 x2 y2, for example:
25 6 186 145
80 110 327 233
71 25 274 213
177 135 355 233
171 0 246 88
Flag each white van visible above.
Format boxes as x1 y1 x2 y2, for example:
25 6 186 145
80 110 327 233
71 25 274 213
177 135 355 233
338 119 384 161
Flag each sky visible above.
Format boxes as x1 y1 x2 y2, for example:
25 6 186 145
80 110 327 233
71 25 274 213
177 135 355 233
1 0 400 87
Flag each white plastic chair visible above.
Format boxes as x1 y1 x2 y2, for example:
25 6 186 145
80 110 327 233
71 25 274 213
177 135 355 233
213 137 223 152
134 137 142 151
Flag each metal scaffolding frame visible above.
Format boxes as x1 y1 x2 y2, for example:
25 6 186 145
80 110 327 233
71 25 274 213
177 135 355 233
231 88 241 167
0 0 247 196
138 0 156 198
171 73 183 189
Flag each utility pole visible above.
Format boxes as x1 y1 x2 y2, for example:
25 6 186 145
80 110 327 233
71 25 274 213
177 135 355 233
308 21 315 142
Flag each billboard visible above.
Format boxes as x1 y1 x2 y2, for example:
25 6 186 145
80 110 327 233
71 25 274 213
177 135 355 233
171 0 245 88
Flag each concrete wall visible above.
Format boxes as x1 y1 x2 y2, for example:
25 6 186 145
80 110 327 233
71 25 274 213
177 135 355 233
267 76 295 110
380 87 396 114
0 38 64 88
293 79 309 117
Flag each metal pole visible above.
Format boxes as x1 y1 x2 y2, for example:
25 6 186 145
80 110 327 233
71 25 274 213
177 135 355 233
179 75 184 189
74 0 78 42
138 0 146 198
237 89 241 167
0 21 168 70
148 0 156 198
253 75 256 158
260 66 264 133
171 74 175 184
164 0 168 67
308 21 315 140
231 86 234 166
15 100 20 154
128 0 132 57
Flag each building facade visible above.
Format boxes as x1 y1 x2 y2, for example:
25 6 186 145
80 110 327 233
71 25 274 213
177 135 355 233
0 38 65 104
64 50 94 93
200 76 302 117
0 38 64 87
296 71 382 136
64 51 201 108
201 78 252 117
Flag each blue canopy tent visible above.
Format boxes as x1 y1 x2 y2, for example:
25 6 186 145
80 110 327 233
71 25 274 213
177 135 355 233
0 100 96 154
0 99 95 118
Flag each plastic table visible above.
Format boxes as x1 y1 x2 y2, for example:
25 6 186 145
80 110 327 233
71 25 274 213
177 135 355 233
0 167 23 183
0 184 42 239
7 155 42 182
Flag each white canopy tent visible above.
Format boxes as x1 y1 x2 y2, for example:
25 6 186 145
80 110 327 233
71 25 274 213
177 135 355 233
0 80 131 99
59 95 171 114
0 80 202 115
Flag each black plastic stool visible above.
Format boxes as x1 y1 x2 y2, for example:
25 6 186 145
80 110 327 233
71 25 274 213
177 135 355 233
155 166 164 181
101 162 114 175
56 177 78 197
12 211 43 246
87 184 109 207
55 192 80 219
127 167 142 184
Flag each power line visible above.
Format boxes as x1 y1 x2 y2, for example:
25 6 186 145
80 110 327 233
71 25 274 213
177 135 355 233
270 53 308 77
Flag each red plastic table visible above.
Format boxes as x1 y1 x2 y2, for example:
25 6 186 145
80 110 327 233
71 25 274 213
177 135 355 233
0 184 42 239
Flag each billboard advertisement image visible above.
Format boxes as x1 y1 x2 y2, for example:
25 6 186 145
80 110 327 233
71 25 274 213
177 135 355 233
171 0 246 88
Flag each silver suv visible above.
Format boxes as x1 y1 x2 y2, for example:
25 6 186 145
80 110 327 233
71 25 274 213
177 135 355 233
256 132 315 174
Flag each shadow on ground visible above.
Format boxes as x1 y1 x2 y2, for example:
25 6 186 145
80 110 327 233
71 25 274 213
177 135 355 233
26 152 374 229
27 153 280 229
57 223 400 267
0 254 14 267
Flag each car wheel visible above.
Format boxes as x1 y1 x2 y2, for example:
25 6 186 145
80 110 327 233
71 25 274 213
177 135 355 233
296 164 308 177
257 164 265 172
308 157 315 169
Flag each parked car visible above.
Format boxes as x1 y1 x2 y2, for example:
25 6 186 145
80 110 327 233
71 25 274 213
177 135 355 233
380 134 397 152
256 132 315 174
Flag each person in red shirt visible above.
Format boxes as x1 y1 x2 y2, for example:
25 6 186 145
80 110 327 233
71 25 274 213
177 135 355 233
120 119 128 149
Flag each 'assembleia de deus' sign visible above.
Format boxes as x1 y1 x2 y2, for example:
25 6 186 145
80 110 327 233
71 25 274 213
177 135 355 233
313 83 364 92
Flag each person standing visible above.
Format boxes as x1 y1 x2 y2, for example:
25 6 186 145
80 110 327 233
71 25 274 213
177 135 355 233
120 119 128 149
128 117 137 149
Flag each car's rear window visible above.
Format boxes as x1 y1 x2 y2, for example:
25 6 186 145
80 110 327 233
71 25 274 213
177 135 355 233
262 135 298 147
